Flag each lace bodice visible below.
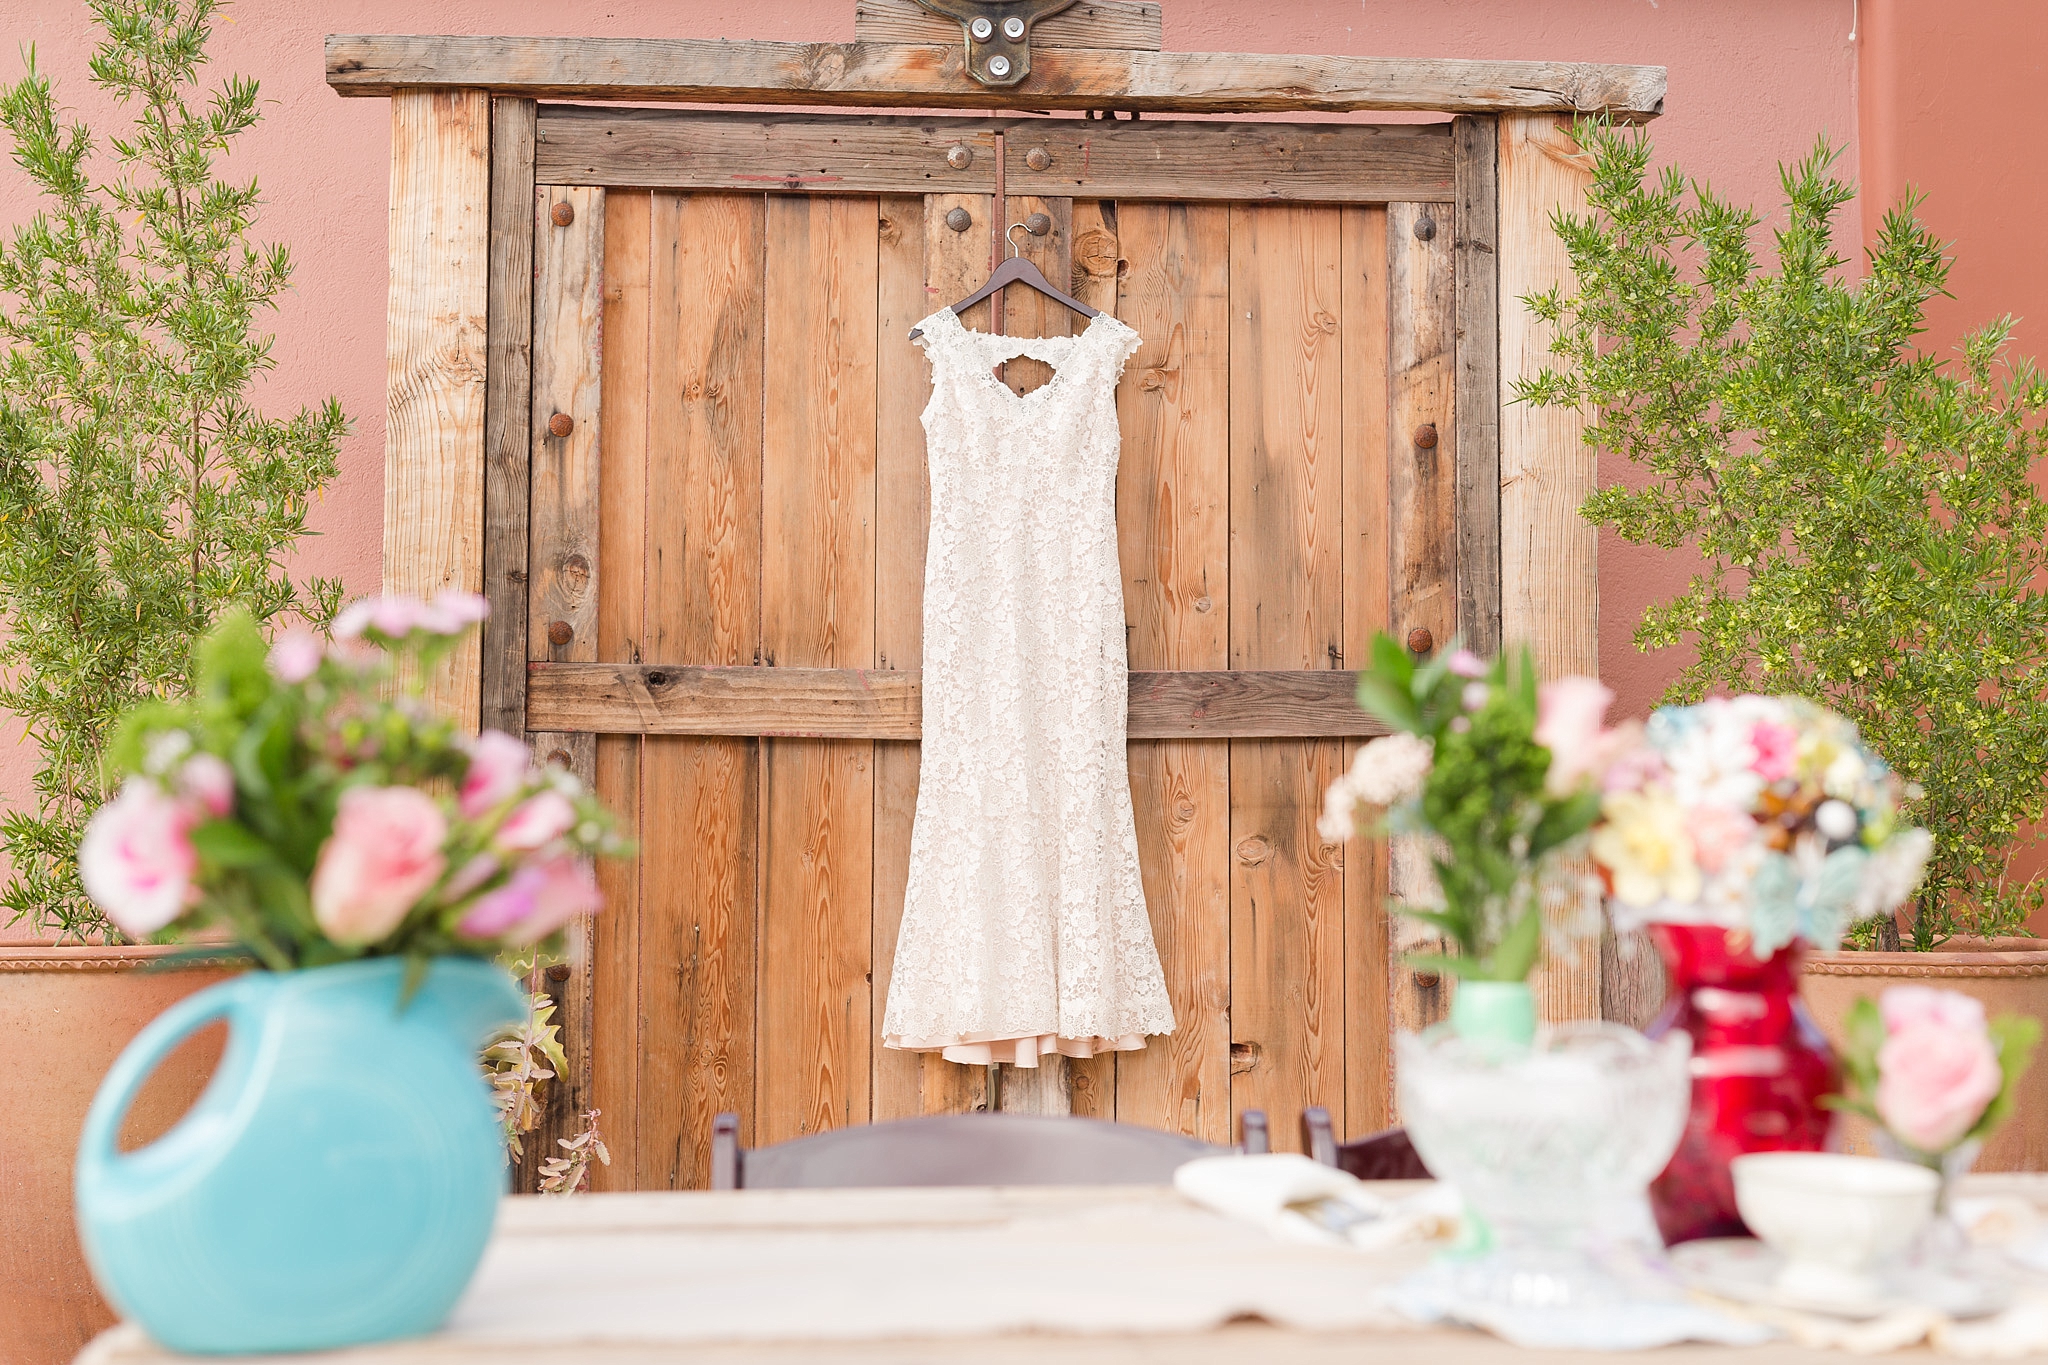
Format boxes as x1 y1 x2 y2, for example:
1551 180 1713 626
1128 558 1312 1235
880 308 1175 1067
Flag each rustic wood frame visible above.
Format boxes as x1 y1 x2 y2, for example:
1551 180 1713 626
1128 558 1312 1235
357 18 1645 1161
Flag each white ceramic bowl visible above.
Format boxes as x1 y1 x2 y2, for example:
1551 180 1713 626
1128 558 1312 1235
1731 1152 1938 1297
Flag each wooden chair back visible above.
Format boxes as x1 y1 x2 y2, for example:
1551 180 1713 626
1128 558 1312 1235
711 1110 1269 1190
1300 1107 1431 1181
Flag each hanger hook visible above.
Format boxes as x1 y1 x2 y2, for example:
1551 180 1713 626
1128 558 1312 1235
1006 222 1030 259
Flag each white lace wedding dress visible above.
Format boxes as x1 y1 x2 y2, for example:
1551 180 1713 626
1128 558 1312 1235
881 308 1175 1067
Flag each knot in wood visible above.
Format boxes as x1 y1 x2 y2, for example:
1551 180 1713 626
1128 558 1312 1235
1412 422 1438 449
945 144 973 170
548 411 575 439
547 620 574 647
945 207 973 233
1405 626 1435 655
550 201 575 227
1192 595 1213 614
1234 835 1272 866
1024 146 1051 172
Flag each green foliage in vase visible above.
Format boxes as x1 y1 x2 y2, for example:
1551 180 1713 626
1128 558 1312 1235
0 0 344 940
1518 121 2048 947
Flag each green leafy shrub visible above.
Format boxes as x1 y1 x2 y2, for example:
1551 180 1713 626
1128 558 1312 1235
0 0 343 939
1519 122 2048 947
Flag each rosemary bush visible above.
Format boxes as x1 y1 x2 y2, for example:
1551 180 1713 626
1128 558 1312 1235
1520 122 2048 946
0 0 343 940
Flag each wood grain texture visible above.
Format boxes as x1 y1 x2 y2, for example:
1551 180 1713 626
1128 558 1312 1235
638 191 766 1188
385 89 490 726
1005 121 1453 204
1107 201 1232 1142
327 36 1669 120
853 0 1163 50
1227 204 1346 1153
1339 206 1394 1138
758 196 878 1145
588 189 650 1191
526 664 1391 740
482 97 536 739
529 185 606 668
1452 116 1502 658
1498 115 1603 1025
536 107 997 194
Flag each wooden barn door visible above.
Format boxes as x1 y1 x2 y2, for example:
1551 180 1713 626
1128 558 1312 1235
507 109 1497 1189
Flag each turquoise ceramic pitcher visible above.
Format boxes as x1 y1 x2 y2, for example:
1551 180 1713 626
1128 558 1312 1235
76 956 524 1354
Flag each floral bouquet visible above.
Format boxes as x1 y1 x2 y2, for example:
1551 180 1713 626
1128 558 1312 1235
79 595 624 975
1589 696 1932 956
1830 986 2039 1174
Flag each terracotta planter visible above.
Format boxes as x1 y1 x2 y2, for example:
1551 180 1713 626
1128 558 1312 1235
0 946 241 1365
1801 938 2048 1172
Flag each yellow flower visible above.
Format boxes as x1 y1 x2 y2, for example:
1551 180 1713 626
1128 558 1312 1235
1592 790 1703 908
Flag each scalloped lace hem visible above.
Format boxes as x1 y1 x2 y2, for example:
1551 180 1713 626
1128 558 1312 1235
884 1030 1153 1067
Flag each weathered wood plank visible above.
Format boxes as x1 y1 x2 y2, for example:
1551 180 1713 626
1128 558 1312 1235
1339 206 1393 1138
482 96 535 739
588 189 650 1191
528 185 605 668
327 36 1668 120
523 728 596 1192
758 196 879 1146
536 108 997 194
854 0 1163 51
1498 114 1605 1026
537 108 1453 205
1005 121 1453 204
1106 200 1232 1144
871 193 934 1125
1452 116 1502 658
526 664 1392 740
385 89 490 725
1228 204 1347 1154
638 191 766 1188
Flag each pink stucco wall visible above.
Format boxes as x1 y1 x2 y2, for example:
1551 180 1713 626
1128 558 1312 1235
0 0 1857 933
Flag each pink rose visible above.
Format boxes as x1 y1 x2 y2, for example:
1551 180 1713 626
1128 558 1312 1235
79 781 199 937
311 786 449 945
442 853 501 902
461 729 533 818
269 629 325 683
457 856 602 943
496 790 576 852
1536 675 1617 792
1751 720 1799 781
1875 986 2003 1153
1687 803 1758 875
176 753 235 819
1445 649 1487 680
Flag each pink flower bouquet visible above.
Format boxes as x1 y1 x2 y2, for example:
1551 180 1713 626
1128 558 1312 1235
1830 986 2040 1166
78 598 624 971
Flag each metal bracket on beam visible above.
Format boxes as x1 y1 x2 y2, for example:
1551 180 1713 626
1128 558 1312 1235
912 0 1078 87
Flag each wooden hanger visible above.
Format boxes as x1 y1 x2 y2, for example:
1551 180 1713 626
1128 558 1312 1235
909 222 1099 341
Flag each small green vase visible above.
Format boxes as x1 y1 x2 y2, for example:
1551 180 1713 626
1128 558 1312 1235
1449 979 1537 1047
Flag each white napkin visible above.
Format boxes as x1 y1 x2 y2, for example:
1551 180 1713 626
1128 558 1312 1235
1173 1153 1457 1251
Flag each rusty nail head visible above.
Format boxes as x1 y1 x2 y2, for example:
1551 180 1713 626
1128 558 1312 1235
1412 969 1441 989
548 620 574 646
945 207 973 233
548 412 574 439
1413 422 1438 449
1024 146 1051 172
546 964 571 983
1407 626 1435 655
945 144 972 170
1024 212 1052 236
550 201 575 227
1414 212 1436 241
547 748 572 768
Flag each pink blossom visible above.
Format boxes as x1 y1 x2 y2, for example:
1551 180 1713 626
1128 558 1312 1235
1876 987 2004 1153
457 856 602 943
1445 649 1487 680
461 730 533 818
333 595 426 641
311 787 449 945
79 781 199 936
442 853 501 901
177 753 235 819
1461 682 1489 711
1536 675 1617 792
269 629 325 683
1599 725 1663 793
495 790 576 852
1687 803 1758 875
1750 720 1799 782
423 590 490 633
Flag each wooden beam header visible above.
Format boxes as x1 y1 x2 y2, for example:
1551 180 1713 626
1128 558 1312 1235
326 35 1665 120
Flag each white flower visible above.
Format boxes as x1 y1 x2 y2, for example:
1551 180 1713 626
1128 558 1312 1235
1814 799 1858 842
1317 733 1434 843
1852 827 1934 921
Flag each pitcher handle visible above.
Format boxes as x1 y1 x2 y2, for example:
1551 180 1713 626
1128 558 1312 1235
77 977 245 1174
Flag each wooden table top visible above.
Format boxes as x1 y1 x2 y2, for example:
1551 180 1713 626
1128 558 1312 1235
84 1178 2048 1363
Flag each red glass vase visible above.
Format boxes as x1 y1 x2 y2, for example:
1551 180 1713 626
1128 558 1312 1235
1644 923 1840 1244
